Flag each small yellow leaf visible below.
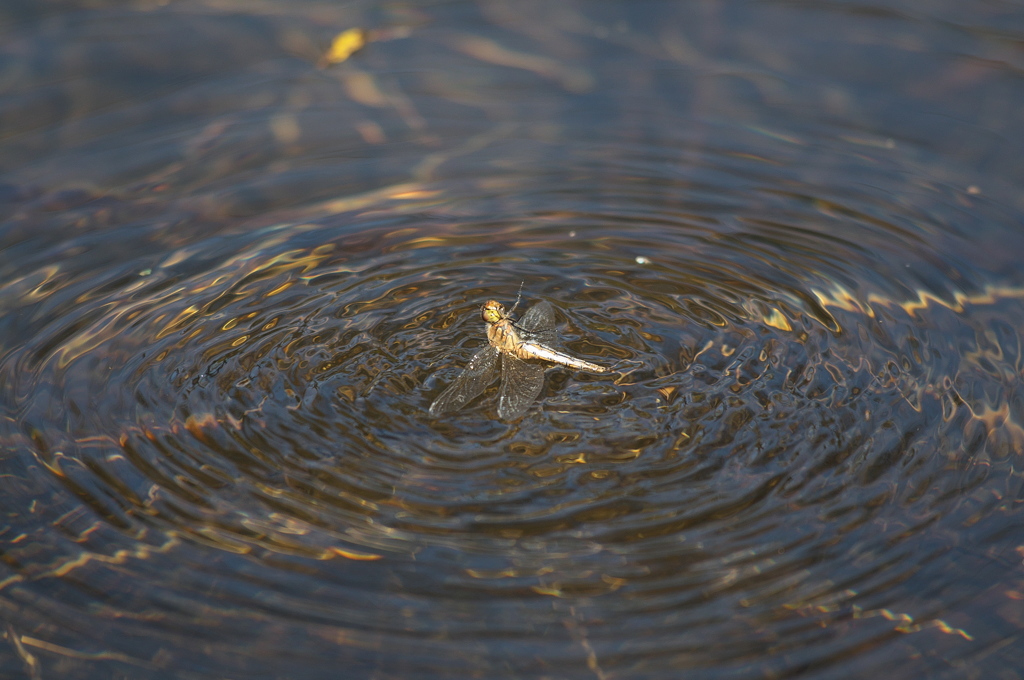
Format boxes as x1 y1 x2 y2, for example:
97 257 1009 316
320 28 367 66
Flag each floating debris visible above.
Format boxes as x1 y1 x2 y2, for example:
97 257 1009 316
318 28 367 67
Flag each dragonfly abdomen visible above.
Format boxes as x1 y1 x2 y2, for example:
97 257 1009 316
516 342 608 373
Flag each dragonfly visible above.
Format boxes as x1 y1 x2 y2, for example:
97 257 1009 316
430 297 610 420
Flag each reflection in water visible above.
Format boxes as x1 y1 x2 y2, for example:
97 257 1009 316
1 0 1023 678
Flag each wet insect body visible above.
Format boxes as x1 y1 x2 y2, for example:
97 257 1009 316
430 299 608 420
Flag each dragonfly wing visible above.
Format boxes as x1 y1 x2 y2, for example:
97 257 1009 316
517 300 557 348
527 327 557 347
517 300 555 332
429 346 500 415
497 354 547 421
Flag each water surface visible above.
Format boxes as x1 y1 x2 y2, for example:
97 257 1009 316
1 1 1023 678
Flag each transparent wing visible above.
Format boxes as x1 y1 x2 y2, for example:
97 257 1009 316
517 301 555 332
429 346 500 415
516 300 557 347
496 354 547 421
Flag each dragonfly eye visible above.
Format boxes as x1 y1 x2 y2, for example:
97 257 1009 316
481 301 504 324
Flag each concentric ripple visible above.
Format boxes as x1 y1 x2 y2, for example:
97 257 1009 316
2 1 1024 678
2 157 1023 677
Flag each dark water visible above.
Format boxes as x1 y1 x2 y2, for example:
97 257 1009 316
1 1 1023 678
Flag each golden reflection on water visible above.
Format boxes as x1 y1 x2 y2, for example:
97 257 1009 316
1 0 1023 677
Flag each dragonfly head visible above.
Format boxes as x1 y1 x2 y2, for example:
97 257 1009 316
481 300 505 325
